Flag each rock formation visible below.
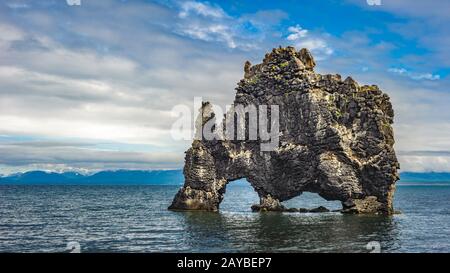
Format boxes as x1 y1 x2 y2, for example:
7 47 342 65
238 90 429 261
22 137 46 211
169 46 399 214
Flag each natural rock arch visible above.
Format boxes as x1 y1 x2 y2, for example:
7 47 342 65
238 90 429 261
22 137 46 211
169 47 399 214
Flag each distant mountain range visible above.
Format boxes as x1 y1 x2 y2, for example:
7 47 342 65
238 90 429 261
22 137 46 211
0 170 450 185
398 172 450 183
0 170 184 185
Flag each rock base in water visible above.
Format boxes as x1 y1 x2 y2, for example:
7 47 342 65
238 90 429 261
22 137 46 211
251 205 331 213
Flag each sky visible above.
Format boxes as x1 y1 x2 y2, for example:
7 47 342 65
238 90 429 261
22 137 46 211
0 0 449 175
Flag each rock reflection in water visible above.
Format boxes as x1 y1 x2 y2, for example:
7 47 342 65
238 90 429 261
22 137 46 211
177 210 398 252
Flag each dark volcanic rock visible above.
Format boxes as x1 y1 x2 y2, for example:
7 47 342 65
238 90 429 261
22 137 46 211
250 205 330 213
169 46 400 215
309 206 330 213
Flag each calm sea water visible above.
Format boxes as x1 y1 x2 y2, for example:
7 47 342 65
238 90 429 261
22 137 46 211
0 184 449 253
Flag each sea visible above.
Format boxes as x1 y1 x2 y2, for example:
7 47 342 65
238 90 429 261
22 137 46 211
0 183 449 253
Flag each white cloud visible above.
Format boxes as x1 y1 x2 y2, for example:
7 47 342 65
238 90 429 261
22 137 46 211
178 23 237 48
6 2 30 9
410 73 440 81
175 1 287 50
295 37 334 56
398 154 450 173
388 67 440 81
286 25 333 59
388 68 407 75
179 1 226 19
347 0 450 20
287 25 308 40
0 23 25 49
175 1 241 49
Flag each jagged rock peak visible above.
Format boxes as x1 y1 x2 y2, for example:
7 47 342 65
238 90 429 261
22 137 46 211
244 47 316 79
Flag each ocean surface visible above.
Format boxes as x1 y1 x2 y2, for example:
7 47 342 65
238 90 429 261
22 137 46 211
0 183 449 253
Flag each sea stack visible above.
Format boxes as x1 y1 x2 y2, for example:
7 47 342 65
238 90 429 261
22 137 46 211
169 46 400 214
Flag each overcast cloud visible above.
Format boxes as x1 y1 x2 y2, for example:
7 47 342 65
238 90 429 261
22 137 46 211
0 0 449 174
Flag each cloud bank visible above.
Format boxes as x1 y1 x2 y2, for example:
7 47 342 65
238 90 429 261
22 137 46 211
0 0 449 174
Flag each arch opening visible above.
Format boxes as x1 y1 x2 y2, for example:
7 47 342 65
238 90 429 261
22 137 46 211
282 192 342 212
220 178 259 212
